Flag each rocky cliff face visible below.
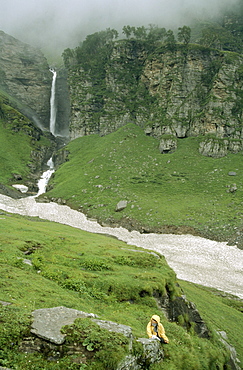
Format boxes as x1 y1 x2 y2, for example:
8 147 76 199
67 41 243 157
55 68 70 137
0 31 52 129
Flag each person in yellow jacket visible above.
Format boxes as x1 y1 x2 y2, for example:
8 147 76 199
147 314 169 343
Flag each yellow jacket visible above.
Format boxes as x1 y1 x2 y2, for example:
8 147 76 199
146 314 169 343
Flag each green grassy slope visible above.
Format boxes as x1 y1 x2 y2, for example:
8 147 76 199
0 212 241 369
0 92 52 186
46 123 243 244
179 281 243 366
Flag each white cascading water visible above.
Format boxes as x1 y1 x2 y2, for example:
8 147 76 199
35 157 55 197
49 69 57 136
35 69 57 196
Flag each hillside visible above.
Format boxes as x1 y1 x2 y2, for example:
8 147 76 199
0 212 242 369
0 5 243 368
0 91 55 194
45 123 243 248
0 30 51 129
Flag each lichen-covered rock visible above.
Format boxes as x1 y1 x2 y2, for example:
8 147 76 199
117 339 163 370
136 338 164 364
31 306 98 344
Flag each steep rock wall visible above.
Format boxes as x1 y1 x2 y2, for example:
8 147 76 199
55 68 70 137
0 31 52 129
67 41 243 156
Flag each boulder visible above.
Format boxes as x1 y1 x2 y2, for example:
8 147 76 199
136 338 164 364
31 306 98 344
117 339 163 370
12 184 28 193
226 184 237 193
199 138 228 158
0 301 12 306
115 200 128 212
93 318 133 339
159 136 177 154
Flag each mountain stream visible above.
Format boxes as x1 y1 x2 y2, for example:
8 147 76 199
0 193 242 299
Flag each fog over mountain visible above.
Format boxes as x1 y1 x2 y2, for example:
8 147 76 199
0 0 239 55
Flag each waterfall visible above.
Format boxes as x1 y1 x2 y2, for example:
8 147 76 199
35 157 55 197
49 69 57 136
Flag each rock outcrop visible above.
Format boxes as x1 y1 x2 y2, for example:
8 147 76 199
20 306 164 369
67 40 243 157
55 68 70 137
156 289 210 338
30 306 98 344
0 31 52 129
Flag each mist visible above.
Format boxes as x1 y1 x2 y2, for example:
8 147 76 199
0 0 239 56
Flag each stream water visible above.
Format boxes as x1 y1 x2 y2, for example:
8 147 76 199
0 193 242 299
35 157 55 197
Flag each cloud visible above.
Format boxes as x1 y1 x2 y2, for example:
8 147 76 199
0 0 239 55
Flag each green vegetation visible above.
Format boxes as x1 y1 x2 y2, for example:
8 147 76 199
0 92 53 186
46 123 243 244
63 2 243 72
1 4 243 368
62 318 129 369
0 212 241 369
63 8 243 146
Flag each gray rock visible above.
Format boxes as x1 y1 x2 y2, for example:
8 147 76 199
31 306 98 344
0 31 51 128
117 339 163 370
199 138 228 158
23 259 33 266
218 331 241 370
159 136 177 154
158 294 209 338
115 200 128 212
68 45 243 146
93 319 132 338
93 319 133 350
12 184 28 193
137 338 164 364
228 171 237 176
117 354 141 370
145 126 152 135
226 184 237 193
0 300 12 306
